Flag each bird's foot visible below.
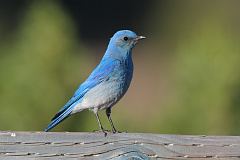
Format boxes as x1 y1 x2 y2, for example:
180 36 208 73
93 129 111 132
93 129 111 137
111 127 127 134
112 130 127 134
112 129 118 134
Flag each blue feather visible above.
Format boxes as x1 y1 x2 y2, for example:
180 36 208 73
45 58 118 131
44 30 144 132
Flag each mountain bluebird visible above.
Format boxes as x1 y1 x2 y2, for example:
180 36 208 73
45 30 145 135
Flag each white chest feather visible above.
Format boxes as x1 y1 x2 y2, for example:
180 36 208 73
72 80 124 113
72 58 133 114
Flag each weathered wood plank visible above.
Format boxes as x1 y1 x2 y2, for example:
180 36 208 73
0 131 240 159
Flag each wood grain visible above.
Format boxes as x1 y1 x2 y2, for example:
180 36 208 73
0 131 240 159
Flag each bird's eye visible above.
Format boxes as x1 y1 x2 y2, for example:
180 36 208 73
123 37 128 41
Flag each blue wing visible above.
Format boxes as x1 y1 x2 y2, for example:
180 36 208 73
44 58 118 131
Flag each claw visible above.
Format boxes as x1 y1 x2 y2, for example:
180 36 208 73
93 129 110 136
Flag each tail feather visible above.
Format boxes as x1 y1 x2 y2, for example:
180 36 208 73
44 107 73 132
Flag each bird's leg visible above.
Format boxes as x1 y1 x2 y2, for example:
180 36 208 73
106 108 118 133
95 112 107 136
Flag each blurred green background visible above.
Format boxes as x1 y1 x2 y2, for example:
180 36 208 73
0 0 240 135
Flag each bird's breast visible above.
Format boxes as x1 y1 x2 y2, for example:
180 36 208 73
79 58 133 110
112 57 133 90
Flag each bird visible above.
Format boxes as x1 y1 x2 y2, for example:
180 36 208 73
44 30 145 135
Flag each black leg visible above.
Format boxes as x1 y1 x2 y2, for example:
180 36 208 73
106 108 117 133
95 112 107 136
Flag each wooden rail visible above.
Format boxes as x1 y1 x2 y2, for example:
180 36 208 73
0 131 240 159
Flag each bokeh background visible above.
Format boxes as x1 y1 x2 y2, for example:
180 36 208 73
0 0 240 135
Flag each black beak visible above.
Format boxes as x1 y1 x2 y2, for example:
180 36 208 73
135 36 146 41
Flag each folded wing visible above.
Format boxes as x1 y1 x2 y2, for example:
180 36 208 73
44 58 118 131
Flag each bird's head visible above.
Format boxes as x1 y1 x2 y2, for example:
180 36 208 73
109 30 145 52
